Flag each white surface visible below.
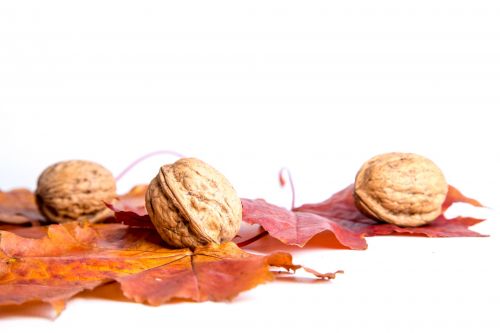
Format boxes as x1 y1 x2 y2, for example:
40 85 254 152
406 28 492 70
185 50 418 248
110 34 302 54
1 1 500 332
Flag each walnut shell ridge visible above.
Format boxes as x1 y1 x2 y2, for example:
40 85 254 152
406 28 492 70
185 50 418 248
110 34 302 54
354 152 448 227
145 158 242 248
36 160 117 224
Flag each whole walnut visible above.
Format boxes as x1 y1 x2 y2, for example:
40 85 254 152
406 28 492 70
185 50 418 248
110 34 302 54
354 153 448 227
36 160 117 224
145 158 242 248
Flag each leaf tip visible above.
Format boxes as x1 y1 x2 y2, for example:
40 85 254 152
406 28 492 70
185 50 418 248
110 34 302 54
49 299 66 317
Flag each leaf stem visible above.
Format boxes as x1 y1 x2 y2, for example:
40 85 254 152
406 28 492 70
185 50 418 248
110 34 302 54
115 150 184 182
279 167 296 210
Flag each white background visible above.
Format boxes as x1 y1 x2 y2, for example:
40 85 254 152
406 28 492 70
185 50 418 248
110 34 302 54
1 1 499 332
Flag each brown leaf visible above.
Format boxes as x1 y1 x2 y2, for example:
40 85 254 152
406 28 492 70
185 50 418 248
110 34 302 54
242 185 486 250
0 222 336 312
0 185 150 227
0 189 44 224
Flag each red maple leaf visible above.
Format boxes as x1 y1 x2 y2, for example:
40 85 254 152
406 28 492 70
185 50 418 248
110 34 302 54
242 185 486 250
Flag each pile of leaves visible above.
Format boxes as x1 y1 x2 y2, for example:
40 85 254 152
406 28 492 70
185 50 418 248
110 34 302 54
0 172 486 316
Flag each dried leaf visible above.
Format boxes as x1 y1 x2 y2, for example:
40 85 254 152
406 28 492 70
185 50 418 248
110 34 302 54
0 222 337 312
106 185 153 228
113 185 149 216
0 189 43 224
242 185 486 250
0 185 149 227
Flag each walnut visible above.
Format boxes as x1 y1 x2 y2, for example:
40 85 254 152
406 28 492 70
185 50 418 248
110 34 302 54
36 160 116 224
145 158 242 248
354 153 448 227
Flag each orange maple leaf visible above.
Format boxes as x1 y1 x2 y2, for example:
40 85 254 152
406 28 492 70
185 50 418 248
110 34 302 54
0 222 340 314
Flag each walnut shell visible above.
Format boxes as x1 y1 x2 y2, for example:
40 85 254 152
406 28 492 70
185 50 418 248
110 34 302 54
145 158 242 248
354 153 448 227
36 160 116 224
